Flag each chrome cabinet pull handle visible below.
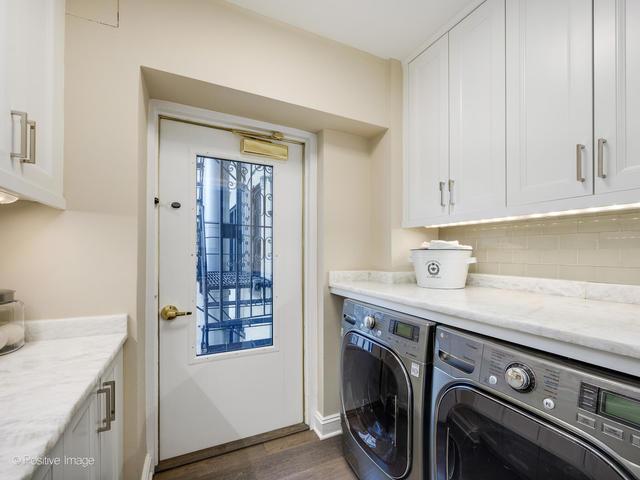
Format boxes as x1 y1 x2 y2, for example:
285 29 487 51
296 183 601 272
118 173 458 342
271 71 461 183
597 138 607 179
104 380 116 421
439 181 446 207
24 120 36 164
97 387 112 433
576 144 585 182
10 111 28 161
448 179 455 206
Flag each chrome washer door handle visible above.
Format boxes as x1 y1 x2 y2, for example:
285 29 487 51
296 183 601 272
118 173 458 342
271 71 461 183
576 144 585 182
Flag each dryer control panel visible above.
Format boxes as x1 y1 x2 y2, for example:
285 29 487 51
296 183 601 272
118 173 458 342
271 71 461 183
341 299 433 362
435 326 640 470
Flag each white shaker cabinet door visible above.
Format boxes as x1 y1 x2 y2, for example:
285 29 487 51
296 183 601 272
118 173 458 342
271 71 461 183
32 440 64 480
594 0 640 194
449 0 506 217
1 0 64 208
98 352 124 480
506 0 593 206
63 391 99 480
404 34 450 227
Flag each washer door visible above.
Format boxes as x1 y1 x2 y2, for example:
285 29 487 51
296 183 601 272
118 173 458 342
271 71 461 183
341 331 412 478
435 386 632 480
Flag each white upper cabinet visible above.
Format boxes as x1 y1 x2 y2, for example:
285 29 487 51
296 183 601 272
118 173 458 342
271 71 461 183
449 0 505 217
404 0 640 227
404 34 449 227
594 0 640 194
0 0 65 208
506 0 593 206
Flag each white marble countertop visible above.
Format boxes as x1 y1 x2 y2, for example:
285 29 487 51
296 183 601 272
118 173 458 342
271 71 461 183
330 272 640 377
0 314 127 480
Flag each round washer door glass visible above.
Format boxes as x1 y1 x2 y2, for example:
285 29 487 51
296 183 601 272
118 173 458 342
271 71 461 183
341 331 412 478
435 386 632 480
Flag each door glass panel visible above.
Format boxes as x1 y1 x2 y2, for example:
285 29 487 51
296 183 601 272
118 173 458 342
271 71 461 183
341 332 411 478
196 156 273 356
435 387 629 480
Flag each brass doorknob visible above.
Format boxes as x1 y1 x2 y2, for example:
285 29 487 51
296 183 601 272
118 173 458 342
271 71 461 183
160 305 192 320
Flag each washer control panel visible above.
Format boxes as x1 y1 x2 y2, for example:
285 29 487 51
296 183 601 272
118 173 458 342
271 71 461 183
342 299 433 361
435 326 640 468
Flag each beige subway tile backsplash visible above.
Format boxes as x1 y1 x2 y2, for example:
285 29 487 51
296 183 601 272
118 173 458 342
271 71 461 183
527 235 558 250
577 249 621 267
541 249 578 265
599 231 640 249
558 265 596 282
525 264 558 278
439 209 640 286
557 233 599 249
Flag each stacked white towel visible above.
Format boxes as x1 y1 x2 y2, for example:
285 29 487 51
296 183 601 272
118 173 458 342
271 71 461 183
419 240 472 250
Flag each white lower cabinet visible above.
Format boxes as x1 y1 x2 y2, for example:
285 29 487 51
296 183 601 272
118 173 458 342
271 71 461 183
97 353 124 480
63 390 99 480
33 351 123 480
31 441 63 480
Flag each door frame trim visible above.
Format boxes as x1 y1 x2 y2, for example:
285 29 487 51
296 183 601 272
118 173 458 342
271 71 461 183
144 99 319 468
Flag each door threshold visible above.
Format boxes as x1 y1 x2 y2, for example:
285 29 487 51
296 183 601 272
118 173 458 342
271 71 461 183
155 422 310 472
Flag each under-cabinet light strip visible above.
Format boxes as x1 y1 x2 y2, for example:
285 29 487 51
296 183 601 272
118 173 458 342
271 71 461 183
426 203 640 228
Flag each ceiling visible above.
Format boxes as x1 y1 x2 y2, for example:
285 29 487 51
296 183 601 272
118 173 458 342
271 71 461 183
225 0 477 60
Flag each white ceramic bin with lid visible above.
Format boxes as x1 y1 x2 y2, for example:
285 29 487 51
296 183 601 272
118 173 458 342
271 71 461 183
410 241 476 289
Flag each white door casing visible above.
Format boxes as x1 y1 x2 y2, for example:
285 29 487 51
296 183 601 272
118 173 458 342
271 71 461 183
506 0 593 206
404 34 450 227
594 0 640 194
449 0 506 216
158 118 304 460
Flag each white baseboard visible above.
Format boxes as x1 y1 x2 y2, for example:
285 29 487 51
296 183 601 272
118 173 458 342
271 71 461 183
312 411 342 440
141 453 154 480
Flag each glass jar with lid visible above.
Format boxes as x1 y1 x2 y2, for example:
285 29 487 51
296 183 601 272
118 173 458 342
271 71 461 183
0 289 25 355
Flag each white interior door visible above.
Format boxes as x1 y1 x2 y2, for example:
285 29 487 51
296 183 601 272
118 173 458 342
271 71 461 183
506 0 593 206
158 118 303 460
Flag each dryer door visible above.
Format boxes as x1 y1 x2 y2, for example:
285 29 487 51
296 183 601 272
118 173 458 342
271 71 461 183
434 386 633 480
341 331 412 479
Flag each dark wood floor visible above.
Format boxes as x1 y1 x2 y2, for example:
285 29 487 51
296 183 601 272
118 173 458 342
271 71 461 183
153 431 357 480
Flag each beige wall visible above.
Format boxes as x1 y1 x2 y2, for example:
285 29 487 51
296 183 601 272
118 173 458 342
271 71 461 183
0 0 420 476
370 59 434 271
318 130 375 415
440 209 640 285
